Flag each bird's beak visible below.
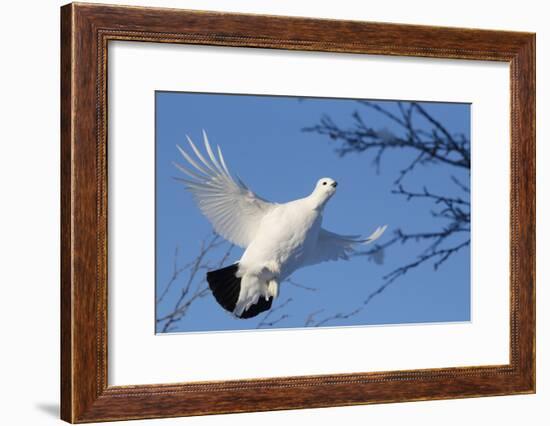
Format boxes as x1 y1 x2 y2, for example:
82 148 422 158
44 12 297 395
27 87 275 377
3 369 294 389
331 181 338 188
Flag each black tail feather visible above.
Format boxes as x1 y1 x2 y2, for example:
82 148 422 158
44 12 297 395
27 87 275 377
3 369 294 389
206 263 273 319
240 296 273 319
207 263 241 313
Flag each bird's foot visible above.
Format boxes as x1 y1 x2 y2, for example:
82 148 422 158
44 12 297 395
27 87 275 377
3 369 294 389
267 280 279 299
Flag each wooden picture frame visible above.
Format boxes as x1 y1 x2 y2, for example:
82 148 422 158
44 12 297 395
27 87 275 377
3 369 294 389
60 2 535 423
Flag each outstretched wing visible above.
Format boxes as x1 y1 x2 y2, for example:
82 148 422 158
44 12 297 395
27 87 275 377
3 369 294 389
174 130 276 248
304 225 387 266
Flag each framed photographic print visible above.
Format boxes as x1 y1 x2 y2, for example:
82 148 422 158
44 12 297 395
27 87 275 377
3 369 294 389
60 2 535 423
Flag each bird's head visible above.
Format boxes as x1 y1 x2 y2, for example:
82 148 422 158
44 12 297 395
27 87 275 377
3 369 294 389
310 177 338 209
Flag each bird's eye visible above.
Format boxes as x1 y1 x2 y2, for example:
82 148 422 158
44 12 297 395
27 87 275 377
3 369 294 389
322 182 327 185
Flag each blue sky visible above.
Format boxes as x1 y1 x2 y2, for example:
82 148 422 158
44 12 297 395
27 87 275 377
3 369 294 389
155 92 470 333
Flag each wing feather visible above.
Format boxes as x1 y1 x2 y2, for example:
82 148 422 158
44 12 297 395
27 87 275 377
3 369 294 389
217 145 232 178
174 131 276 248
305 225 387 266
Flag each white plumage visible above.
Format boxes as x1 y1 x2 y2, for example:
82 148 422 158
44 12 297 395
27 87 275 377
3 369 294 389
174 131 387 318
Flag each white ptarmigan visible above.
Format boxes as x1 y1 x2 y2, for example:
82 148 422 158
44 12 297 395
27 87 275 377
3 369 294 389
174 131 387 319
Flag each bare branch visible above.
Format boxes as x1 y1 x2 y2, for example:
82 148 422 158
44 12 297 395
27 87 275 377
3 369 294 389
383 239 470 284
304 309 325 327
286 278 318 292
392 184 470 207
304 100 471 327
256 297 293 329
451 175 470 193
157 235 299 332
303 101 470 170
312 306 365 328
156 246 185 305
156 234 234 333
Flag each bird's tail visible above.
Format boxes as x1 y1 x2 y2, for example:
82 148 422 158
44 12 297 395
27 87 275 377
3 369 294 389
206 263 273 319
207 263 241 314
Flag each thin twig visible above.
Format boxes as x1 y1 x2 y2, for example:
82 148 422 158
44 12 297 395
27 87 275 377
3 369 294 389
286 278 318 292
256 298 293 329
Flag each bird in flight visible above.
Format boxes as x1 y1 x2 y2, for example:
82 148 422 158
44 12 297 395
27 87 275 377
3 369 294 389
174 131 387 319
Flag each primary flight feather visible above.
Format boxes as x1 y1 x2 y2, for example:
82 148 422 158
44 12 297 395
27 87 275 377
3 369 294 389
175 131 387 319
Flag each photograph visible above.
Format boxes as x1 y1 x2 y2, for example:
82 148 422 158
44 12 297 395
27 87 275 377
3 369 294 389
155 92 471 333
2 0 542 424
